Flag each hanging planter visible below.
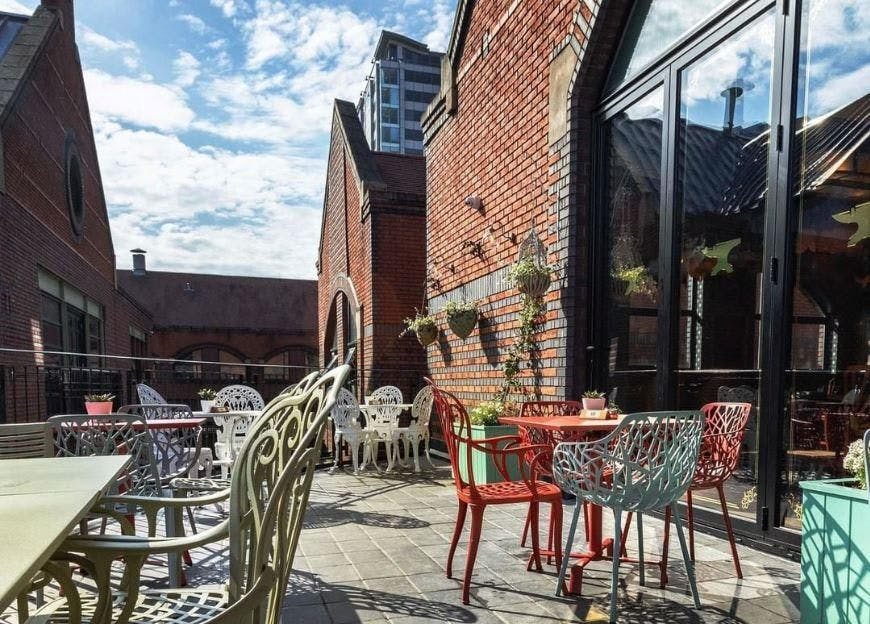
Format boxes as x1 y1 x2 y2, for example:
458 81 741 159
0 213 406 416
444 300 478 339
506 257 552 298
403 310 438 347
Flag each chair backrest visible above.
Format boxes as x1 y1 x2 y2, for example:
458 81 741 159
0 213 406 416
0 422 52 459
227 364 350 622
365 385 403 426
694 402 752 487
137 383 167 405
410 386 434 428
552 411 704 512
216 384 265 411
519 400 583 418
331 388 361 430
47 413 161 496
118 404 202 479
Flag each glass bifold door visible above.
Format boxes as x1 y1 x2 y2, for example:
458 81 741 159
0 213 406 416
593 0 869 542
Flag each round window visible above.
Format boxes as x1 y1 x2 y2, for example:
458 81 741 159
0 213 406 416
64 133 84 237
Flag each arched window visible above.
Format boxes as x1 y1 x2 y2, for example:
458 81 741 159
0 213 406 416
174 346 246 382
263 347 318 381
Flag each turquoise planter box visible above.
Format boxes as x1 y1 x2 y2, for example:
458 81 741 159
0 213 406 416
456 424 522 484
800 478 870 624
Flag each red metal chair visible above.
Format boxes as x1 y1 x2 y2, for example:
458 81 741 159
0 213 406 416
427 381 564 604
517 401 582 553
664 401 751 580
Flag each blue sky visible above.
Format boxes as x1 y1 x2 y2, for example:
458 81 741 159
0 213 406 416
0 0 454 278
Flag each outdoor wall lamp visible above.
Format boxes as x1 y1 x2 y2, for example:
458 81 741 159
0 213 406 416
464 194 483 211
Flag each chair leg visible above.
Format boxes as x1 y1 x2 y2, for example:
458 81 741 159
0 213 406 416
687 490 695 562
717 483 743 579
424 437 436 468
609 507 623 624
636 512 645 586
661 505 671 588
551 500 563 569
672 502 701 609
620 512 633 558
330 433 341 472
555 502 582 597
185 505 197 534
527 501 543 572
462 504 485 605
447 501 468 578
546 510 555 566
520 507 531 547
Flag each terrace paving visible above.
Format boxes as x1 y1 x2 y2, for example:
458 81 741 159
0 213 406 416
4 461 801 623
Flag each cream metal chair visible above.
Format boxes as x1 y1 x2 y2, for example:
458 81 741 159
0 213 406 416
28 365 350 624
361 385 403 472
136 383 167 405
552 411 704 623
393 387 436 472
214 384 265 411
330 388 366 474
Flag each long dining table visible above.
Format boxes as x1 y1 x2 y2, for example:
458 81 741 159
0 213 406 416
0 455 131 614
498 413 624 595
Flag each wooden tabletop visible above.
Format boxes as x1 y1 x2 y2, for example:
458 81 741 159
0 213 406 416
499 414 624 433
0 455 130 613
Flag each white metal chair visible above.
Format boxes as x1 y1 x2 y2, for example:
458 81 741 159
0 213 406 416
329 388 366 474
212 413 255 480
361 385 403 472
136 383 167 405
552 411 704 623
393 387 435 472
214 384 265 411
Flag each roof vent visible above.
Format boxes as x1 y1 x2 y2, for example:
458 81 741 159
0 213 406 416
131 248 146 276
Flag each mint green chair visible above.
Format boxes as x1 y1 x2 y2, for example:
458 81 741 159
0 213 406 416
552 411 704 623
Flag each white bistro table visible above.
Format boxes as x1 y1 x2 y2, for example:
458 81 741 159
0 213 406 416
0 455 131 613
358 403 413 472
193 411 259 480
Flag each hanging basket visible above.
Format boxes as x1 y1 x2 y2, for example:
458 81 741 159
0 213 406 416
516 269 551 298
447 308 478 340
415 323 439 347
507 223 553 298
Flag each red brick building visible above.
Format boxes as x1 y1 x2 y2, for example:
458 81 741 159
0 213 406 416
0 0 153 422
422 0 870 548
317 100 427 398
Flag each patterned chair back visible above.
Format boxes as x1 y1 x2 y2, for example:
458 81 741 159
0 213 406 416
366 385 403 426
215 384 265 411
137 383 166 405
331 388 362 431
410 386 434 428
226 365 350 624
693 402 752 488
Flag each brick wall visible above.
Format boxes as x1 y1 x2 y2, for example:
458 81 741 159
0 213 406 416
423 0 630 406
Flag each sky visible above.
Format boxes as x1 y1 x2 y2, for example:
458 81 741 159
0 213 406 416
0 0 454 279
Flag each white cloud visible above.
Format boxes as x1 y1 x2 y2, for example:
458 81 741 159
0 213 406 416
173 51 201 88
84 69 195 132
421 0 452 51
0 0 33 15
211 0 246 18
80 26 139 54
176 13 210 35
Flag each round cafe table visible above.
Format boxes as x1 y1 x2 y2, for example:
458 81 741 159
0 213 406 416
498 413 626 595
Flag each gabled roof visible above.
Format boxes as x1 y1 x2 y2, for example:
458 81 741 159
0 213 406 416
373 30 443 60
0 6 57 126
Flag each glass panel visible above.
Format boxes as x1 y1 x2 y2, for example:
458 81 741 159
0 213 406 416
381 67 398 85
87 315 102 354
779 0 870 531
603 87 664 412
607 0 730 92
380 86 398 106
381 106 399 125
674 10 776 520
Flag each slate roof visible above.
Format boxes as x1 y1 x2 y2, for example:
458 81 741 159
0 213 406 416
117 270 317 335
0 6 56 125
372 152 426 196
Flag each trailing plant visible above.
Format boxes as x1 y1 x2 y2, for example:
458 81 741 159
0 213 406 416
612 265 656 297
402 309 439 347
843 439 868 490
198 388 217 400
469 400 507 426
443 299 477 316
499 293 546 402
505 256 557 298
84 393 115 402
582 390 605 399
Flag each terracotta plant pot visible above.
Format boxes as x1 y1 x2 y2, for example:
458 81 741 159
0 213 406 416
447 309 478 340
415 324 438 347
200 400 215 413
582 397 606 411
517 270 551 298
85 401 113 415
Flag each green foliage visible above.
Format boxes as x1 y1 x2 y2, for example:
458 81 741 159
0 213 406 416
198 388 217 400
469 401 506 426
843 439 868 489
612 265 655 297
499 293 546 402
582 390 605 399
505 256 556 288
403 310 437 334
443 299 478 317
84 393 115 402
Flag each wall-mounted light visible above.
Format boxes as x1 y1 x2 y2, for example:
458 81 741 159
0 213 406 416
464 195 483 211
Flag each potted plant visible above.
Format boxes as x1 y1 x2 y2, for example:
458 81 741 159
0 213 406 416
799 436 869 623
456 400 522 485
198 388 217 412
84 393 115 415
506 256 554 298
444 299 478 340
582 390 606 411
403 310 438 347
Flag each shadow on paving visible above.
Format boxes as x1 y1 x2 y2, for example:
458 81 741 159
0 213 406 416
303 501 431 530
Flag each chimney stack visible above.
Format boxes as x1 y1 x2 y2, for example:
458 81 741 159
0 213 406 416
131 248 147 276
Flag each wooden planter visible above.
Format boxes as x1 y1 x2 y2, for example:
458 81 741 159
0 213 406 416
800 478 869 624
415 324 438 347
447 309 478 340
456 424 521 485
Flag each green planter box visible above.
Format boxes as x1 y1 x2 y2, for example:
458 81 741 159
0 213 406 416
456 424 522 485
800 478 870 624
